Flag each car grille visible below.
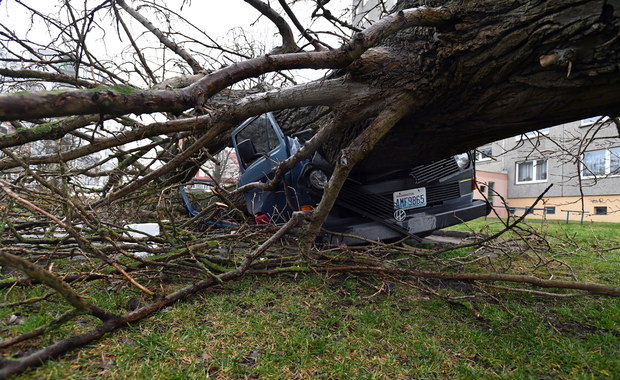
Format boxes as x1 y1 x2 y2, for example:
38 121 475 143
425 182 462 203
409 157 459 184
337 181 462 220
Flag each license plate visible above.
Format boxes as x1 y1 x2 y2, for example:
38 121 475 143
393 187 426 210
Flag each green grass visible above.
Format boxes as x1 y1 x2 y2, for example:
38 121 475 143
447 217 619 246
13 276 619 379
446 217 620 285
2 219 619 379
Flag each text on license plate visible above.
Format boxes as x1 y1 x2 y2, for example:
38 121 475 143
393 187 427 210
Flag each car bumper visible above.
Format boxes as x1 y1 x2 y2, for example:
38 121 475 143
319 199 491 245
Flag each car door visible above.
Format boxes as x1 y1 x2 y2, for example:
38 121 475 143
232 113 293 221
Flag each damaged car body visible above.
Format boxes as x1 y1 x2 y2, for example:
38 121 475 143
232 113 491 244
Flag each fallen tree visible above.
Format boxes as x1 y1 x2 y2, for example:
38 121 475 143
1 0 620 377
1 0 618 222
2 1 619 172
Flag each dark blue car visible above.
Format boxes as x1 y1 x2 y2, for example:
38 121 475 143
232 113 490 244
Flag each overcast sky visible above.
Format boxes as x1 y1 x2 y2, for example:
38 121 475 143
0 0 353 82
0 0 353 52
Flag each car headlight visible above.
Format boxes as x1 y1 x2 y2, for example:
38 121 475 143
454 153 470 169
308 169 328 190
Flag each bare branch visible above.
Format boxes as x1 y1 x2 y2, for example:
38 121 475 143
0 67 98 88
278 0 329 51
243 0 299 53
112 4 158 84
115 0 203 74
0 7 453 121
0 248 113 319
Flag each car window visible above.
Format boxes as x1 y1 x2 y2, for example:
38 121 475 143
236 114 280 155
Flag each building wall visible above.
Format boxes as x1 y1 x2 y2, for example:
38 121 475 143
474 119 620 223
475 119 620 199
193 148 240 185
474 170 509 218
508 195 620 223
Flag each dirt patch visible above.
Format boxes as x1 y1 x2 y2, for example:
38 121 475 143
551 321 620 338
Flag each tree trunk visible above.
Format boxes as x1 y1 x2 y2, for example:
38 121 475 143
279 0 620 175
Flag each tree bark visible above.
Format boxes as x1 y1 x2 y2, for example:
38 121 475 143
312 0 620 173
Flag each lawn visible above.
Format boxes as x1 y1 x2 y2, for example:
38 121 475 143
2 218 619 379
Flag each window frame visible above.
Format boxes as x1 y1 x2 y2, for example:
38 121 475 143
594 206 608 216
475 146 493 162
234 114 282 157
487 182 495 205
581 147 620 179
515 159 548 184
231 112 289 174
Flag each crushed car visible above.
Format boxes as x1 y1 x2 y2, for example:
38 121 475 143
231 113 491 244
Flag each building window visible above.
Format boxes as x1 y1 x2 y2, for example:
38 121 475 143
516 159 548 184
582 147 620 178
515 128 550 141
488 182 495 205
594 206 607 216
545 206 556 215
475 146 492 162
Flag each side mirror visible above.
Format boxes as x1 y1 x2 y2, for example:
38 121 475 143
237 139 262 167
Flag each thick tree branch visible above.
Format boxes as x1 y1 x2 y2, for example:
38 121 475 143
303 93 417 250
0 7 452 121
0 80 369 178
84 80 373 204
0 115 99 149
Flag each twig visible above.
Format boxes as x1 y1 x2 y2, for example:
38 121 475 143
115 0 203 74
480 283 585 298
0 250 115 321
0 310 80 349
432 184 554 256
0 180 156 297
0 291 55 308
248 264 620 297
